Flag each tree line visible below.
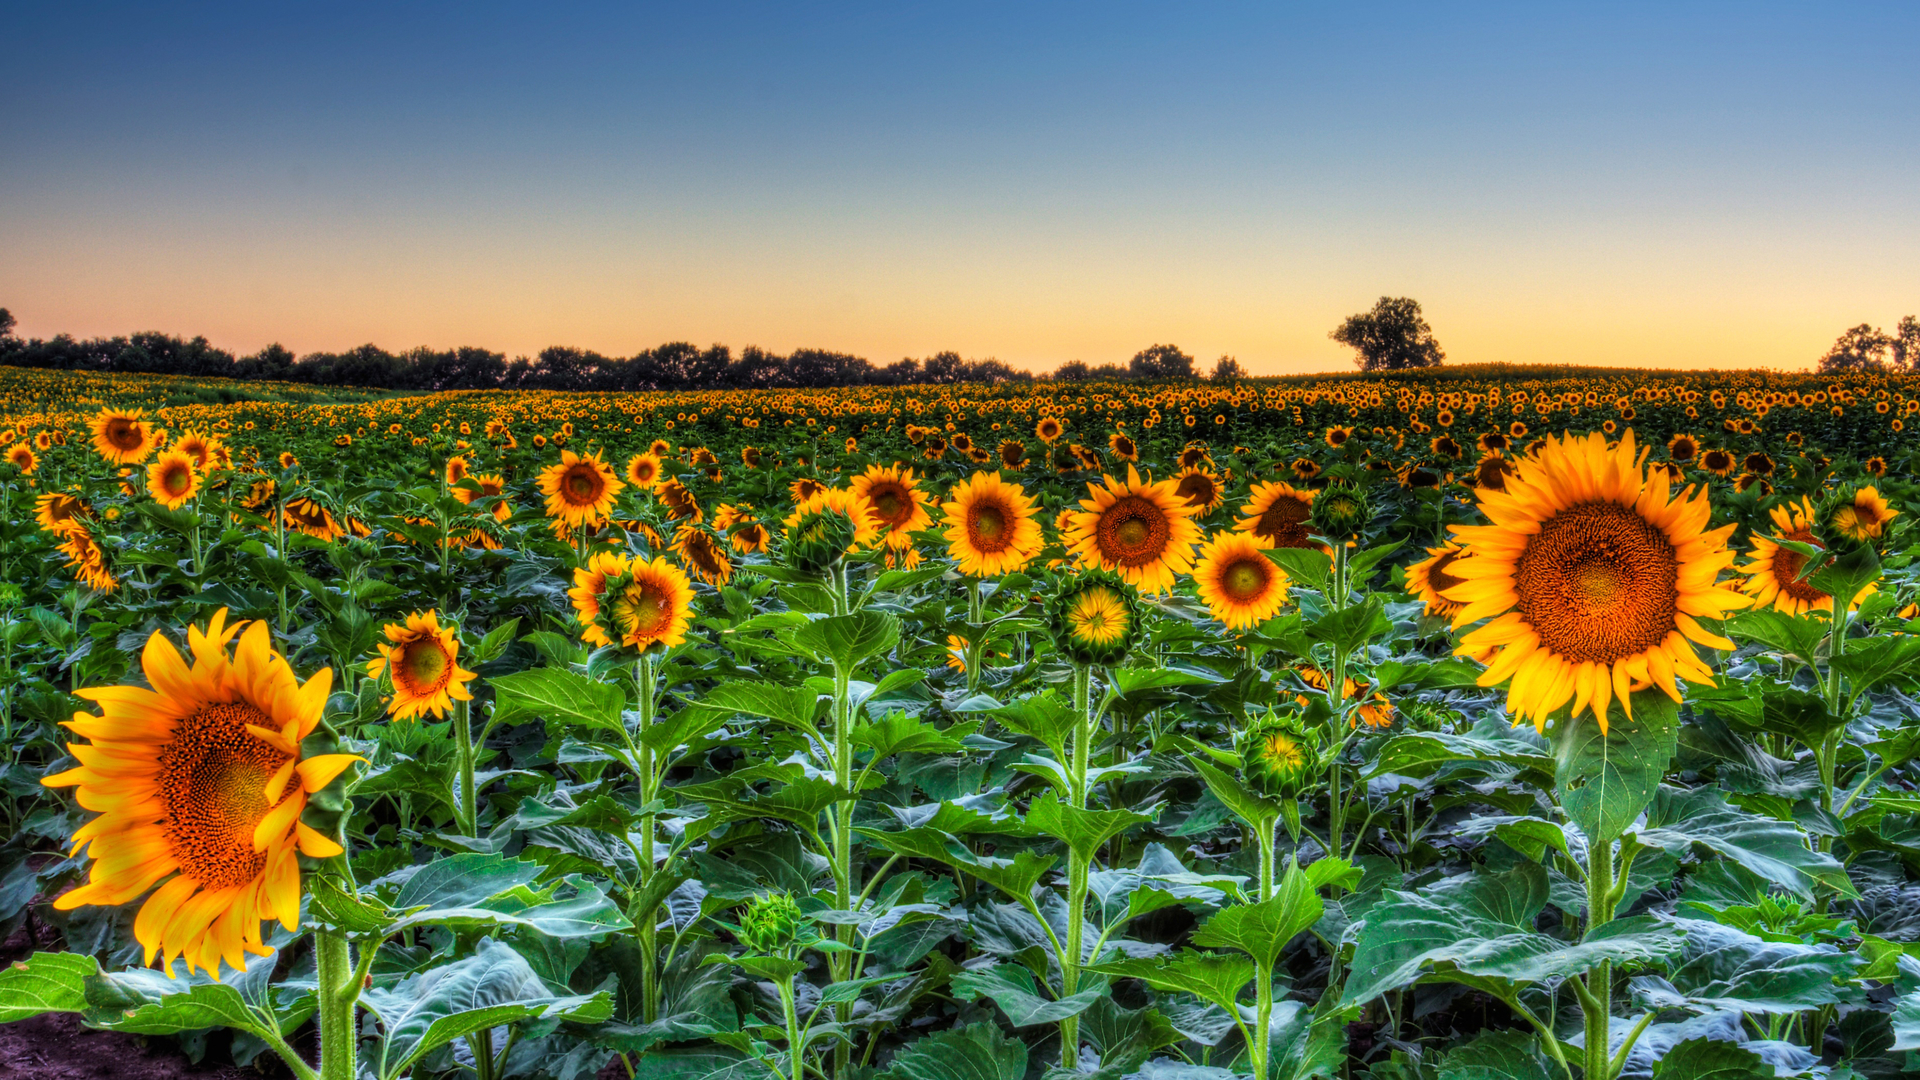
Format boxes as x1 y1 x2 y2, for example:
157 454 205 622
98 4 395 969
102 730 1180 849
1817 317 1920 373
0 296 1450 390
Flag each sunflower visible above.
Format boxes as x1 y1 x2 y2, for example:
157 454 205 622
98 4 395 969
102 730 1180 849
783 486 882 570
1865 456 1888 478
673 524 733 587
1192 532 1290 630
1325 426 1353 448
1831 486 1897 541
173 431 214 471
1236 480 1317 549
1666 433 1699 462
789 477 827 504
283 498 346 542
940 472 1043 577
1431 436 1463 459
59 525 117 593
1179 444 1213 470
366 610 477 720
1047 570 1144 666
1443 431 1749 732
43 610 358 977
1701 448 1735 477
89 408 157 465
570 551 628 647
851 464 933 556
444 456 471 486
1173 467 1225 513
1477 431 1510 454
626 453 664 490
1404 542 1469 618
148 450 202 509
1473 453 1517 493
1108 433 1139 462
656 478 703 523
278 452 298 470
1738 497 1870 617
731 521 771 554
539 450 623 527
998 440 1028 469
6 443 37 474
36 492 92 535
1064 465 1203 595
649 439 671 458
1035 417 1064 443
605 556 696 652
454 473 512 522
1743 452 1775 477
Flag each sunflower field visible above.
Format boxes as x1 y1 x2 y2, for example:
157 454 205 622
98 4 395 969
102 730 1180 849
3 361 1920 1080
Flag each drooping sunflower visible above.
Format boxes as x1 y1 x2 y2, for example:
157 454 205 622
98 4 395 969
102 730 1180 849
1173 467 1225 513
1738 496 1870 617
656 478 703 524
539 450 623 527
851 464 933 556
444 455 471 487
148 450 202 509
43 611 358 977
731 521 771 554
626 453 663 490
1236 480 1317 549
604 556 696 652
1831 486 1898 542
283 497 346 542
58 525 117 593
1063 465 1203 595
1192 532 1290 631
1443 430 1750 733
454 473 512 522
1404 542 1469 618
1108 433 1139 462
939 472 1043 577
89 408 157 465
783 486 882 572
366 610 478 720
36 492 92 536
673 524 734 587
569 551 629 647
789 477 827 504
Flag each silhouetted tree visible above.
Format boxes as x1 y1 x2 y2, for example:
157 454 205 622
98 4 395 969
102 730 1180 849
1210 355 1248 382
1818 324 1894 373
1053 360 1091 382
1129 344 1196 380
1331 297 1445 371
1893 316 1919 371
0 308 14 341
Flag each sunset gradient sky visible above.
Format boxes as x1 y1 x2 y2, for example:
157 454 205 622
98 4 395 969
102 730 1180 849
3 2 1916 375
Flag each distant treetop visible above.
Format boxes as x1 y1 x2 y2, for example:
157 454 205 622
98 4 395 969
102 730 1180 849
1330 297 1445 371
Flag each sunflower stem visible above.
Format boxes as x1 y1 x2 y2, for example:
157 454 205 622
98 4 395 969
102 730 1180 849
452 695 477 837
1583 833 1616 1080
315 928 358 1080
634 652 660 1025
1060 662 1097 1068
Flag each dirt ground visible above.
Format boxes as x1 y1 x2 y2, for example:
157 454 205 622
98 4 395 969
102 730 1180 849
0 1012 286 1080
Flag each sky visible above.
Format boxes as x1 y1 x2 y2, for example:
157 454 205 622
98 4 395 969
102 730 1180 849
1 2 1916 376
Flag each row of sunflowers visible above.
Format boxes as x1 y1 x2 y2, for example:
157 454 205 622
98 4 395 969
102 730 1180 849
0 363 1918 1080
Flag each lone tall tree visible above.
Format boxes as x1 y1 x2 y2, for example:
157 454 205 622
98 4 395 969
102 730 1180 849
1817 324 1894 373
1330 297 1445 371
1129 343 1196 380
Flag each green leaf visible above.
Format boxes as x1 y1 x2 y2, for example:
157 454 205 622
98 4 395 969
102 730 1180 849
1365 715 1555 782
1834 634 1920 695
309 875 397 935
855 713 971 758
0 952 95 1022
1305 595 1392 655
950 962 1104 1026
1648 1038 1775 1080
1187 755 1281 832
1634 786 1854 899
1190 860 1348 970
489 667 626 737
84 969 271 1038
876 1021 1028 1080
855 826 1056 902
1892 985 1920 1051
1726 608 1829 666
391 852 546 911
361 938 612 1079
1438 1030 1554 1080
628 1049 775 1080
789 610 900 670
694 680 821 732
1631 918 1857 1014
1266 548 1332 594
989 691 1077 759
1555 689 1679 844
1025 792 1157 860
471 617 522 665
1090 951 1255 1016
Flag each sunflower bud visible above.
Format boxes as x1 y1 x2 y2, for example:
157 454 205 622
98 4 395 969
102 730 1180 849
1307 482 1370 538
738 891 805 956
782 506 857 576
1046 569 1144 667
1237 710 1322 799
1822 483 1899 547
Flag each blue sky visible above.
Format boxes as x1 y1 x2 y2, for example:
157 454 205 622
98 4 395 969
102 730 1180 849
2 2 1915 372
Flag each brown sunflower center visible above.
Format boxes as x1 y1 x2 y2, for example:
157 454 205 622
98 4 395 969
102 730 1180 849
869 485 908 525
1254 494 1312 547
1427 550 1466 595
1513 501 1679 664
398 638 453 694
158 702 292 890
616 582 674 639
565 467 603 503
104 418 143 451
969 503 1008 548
162 464 192 495
1175 474 1217 507
1219 557 1272 603
1771 528 1827 603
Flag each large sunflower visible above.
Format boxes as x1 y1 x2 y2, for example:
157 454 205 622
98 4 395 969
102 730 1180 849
605 556 696 652
36 492 93 536
148 450 202 509
1063 464 1203 595
1404 542 1469 618
366 610 477 720
539 450 624 527
1443 431 1749 732
626 453 663 490
1831 486 1898 542
673 524 734 587
90 408 157 465
783 486 882 556
939 472 1043 577
1192 532 1290 630
851 464 933 555
1235 480 1317 549
1173 467 1225 513
1738 497 1869 617
454 473 512 522
43 611 358 977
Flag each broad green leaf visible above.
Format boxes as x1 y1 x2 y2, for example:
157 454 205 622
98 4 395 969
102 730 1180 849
471 616 522 665
1555 689 1679 843
1305 595 1392 655
0 952 94 1022
950 962 1104 1026
1833 634 1920 695
876 1021 1027 1080
989 691 1078 759
1026 792 1157 860
391 852 545 911
789 610 900 670
855 713 972 758
84 968 271 1038
1631 918 1857 1014
628 1048 774 1080
309 875 397 934
855 826 1057 902
489 667 626 736
1634 785 1853 899
386 882 633 940
362 938 612 1079
1110 666 1226 695
1266 548 1332 594
1726 609 1829 666
1190 860 1349 970
1090 951 1255 1016
694 680 821 731
1438 1030 1554 1080
1649 1038 1777 1080
1365 715 1555 782
1187 755 1281 833
1892 985 1920 1051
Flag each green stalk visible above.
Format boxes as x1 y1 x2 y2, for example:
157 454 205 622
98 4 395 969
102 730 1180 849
451 696 477 837
1060 662 1097 1068
830 656 856 1080
1251 956 1275 1080
1326 540 1350 850
634 652 660 1023
778 974 805 1080
964 577 984 695
315 929 357 1080
1583 835 1616 1080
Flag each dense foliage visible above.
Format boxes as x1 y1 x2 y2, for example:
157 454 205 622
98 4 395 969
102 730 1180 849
2 363 1920 1080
